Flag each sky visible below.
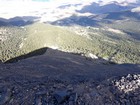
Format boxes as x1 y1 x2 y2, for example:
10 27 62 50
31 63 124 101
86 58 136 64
38 0 136 3
32 0 137 2
0 0 137 2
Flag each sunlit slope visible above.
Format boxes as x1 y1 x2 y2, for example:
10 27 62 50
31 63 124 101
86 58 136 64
0 23 99 62
0 22 140 64
1 23 97 62
22 23 97 55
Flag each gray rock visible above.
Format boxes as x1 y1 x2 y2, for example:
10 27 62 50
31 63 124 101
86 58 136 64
54 90 69 104
69 93 78 103
0 87 11 105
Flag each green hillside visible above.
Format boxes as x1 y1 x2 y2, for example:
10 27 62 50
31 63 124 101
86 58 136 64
0 22 140 64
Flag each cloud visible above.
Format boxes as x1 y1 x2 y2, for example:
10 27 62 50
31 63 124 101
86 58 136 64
0 0 138 21
0 0 92 19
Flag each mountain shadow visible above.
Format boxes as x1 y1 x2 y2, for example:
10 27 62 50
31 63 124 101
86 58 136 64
0 16 40 27
123 30 140 40
104 10 140 20
0 18 10 26
77 2 133 14
51 15 99 27
5 47 48 63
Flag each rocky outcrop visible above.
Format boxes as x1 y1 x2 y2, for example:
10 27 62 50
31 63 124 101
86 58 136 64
0 74 139 105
